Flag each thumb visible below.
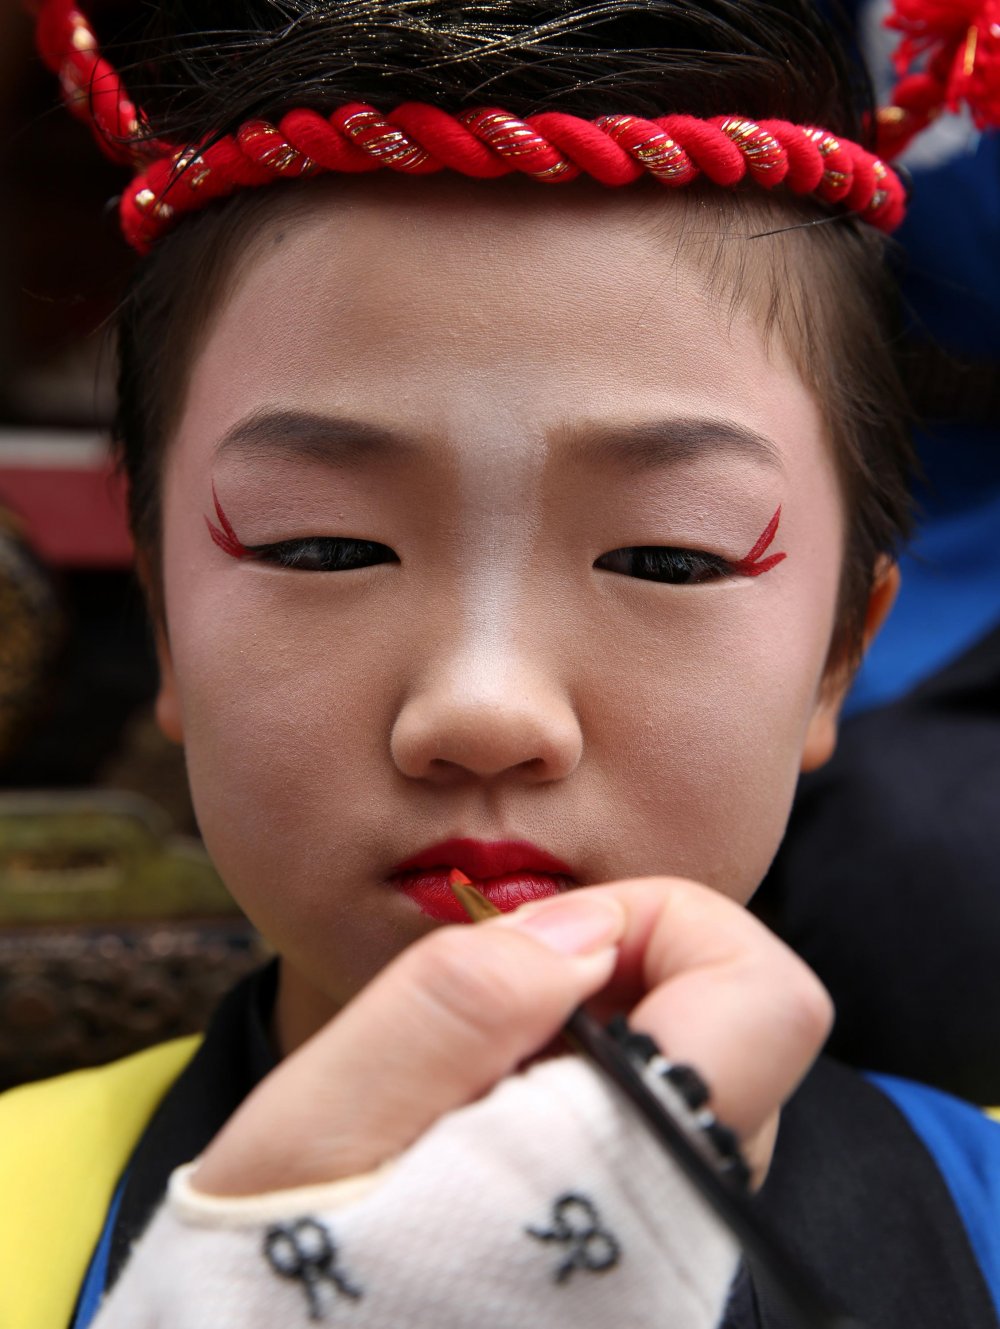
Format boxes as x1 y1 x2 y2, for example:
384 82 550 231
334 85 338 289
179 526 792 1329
193 892 624 1196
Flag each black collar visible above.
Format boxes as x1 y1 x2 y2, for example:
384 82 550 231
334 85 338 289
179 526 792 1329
106 960 279 1290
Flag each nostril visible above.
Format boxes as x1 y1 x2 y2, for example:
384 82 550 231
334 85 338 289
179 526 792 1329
423 754 547 783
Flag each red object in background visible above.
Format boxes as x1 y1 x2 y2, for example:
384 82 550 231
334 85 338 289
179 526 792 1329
0 433 133 569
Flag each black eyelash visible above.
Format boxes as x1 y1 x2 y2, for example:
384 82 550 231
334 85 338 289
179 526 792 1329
594 547 733 585
247 537 398 572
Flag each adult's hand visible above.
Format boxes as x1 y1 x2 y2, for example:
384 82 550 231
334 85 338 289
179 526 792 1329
193 879 832 1197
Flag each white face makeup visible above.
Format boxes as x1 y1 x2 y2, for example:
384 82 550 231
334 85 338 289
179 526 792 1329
155 176 848 1046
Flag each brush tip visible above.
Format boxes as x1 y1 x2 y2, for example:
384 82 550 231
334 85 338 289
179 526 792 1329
448 873 501 923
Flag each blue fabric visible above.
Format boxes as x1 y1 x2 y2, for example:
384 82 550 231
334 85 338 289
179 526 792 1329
847 430 1000 713
71 1177 127 1329
847 129 1000 713
833 1 1000 714
895 134 1000 360
869 1074 1000 1317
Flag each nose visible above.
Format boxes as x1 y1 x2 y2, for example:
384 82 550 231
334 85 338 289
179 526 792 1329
390 650 583 786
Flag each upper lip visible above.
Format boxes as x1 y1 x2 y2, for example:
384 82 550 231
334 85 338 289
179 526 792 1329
391 838 576 880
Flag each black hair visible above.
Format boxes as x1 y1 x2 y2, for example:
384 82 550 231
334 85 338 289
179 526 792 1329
101 1 872 138
104 0 913 669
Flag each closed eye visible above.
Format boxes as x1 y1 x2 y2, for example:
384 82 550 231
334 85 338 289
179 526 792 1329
594 509 787 584
244 537 399 573
205 490 398 571
594 546 732 585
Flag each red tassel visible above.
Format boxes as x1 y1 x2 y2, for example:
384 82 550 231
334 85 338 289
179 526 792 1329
886 0 1000 132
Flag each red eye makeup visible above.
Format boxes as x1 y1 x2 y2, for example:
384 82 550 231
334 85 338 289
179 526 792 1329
732 506 786 578
205 487 399 573
205 484 251 560
205 488 787 582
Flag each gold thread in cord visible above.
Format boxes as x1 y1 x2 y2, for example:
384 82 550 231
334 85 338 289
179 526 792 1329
964 25 979 80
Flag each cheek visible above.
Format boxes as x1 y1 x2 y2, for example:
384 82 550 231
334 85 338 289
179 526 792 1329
163 566 400 886
589 555 839 899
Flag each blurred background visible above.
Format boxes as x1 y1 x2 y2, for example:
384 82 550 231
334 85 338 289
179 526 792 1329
0 1 265 1091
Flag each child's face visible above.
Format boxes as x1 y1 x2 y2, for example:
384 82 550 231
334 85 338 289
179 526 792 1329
154 178 848 1017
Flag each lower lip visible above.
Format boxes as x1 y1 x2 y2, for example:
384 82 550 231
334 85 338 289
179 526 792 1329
393 870 571 922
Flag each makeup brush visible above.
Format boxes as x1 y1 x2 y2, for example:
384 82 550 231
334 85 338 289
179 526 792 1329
448 870 865 1329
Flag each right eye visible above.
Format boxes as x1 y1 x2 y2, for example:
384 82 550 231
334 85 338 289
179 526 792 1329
247 537 399 572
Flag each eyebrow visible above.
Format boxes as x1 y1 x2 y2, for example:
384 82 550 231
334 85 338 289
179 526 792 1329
568 418 785 473
213 408 784 473
213 409 412 466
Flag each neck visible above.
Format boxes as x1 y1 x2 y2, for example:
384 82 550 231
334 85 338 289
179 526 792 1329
272 958 342 1055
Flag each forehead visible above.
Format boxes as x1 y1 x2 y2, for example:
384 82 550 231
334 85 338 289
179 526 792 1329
176 176 829 487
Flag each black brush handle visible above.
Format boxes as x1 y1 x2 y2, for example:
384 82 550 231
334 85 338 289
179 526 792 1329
450 877 865 1328
565 1007 866 1329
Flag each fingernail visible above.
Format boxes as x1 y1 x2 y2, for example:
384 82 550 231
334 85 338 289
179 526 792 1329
500 893 625 956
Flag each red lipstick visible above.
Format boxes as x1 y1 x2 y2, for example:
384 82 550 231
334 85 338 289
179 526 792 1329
390 839 575 923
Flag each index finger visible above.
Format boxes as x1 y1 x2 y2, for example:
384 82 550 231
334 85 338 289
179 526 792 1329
565 878 833 1142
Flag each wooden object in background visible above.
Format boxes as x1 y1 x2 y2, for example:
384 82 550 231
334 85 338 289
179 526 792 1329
0 791 268 1089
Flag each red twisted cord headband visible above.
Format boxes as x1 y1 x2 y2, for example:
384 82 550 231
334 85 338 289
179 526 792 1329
40 0 998 252
111 108 905 253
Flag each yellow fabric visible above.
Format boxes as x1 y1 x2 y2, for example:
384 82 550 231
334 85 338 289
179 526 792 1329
0 1036 201 1329
988 1107 1000 1124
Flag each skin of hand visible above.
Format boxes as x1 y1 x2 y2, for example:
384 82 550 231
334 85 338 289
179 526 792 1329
192 878 833 1198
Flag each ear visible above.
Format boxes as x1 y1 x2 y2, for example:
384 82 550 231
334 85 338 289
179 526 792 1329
800 559 900 773
135 551 185 746
151 620 185 745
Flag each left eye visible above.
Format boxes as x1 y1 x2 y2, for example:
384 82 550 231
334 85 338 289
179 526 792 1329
249 537 399 572
594 547 732 585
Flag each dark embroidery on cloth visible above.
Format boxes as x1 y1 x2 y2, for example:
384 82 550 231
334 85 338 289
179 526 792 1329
526 1193 621 1283
264 1217 362 1320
